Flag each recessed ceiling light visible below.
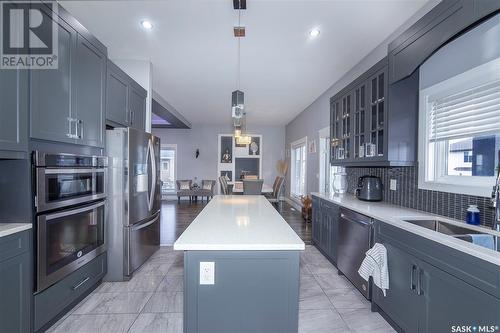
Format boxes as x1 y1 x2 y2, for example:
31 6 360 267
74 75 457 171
141 20 153 30
309 28 320 38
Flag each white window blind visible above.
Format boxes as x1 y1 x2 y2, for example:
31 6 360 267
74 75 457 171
429 78 500 142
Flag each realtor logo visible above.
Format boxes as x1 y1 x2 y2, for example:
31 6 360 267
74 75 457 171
1 1 58 69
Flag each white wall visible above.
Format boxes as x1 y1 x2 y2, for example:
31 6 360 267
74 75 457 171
152 124 285 185
284 2 438 196
112 59 153 132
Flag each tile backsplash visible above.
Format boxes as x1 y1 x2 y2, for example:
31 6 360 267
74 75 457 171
346 166 495 227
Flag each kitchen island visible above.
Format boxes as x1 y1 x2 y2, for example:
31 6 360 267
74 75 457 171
174 195 305 333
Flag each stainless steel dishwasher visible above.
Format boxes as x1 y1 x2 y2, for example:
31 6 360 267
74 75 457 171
337 208 374 300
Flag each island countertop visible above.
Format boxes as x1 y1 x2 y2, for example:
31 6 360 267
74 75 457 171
174 195 305 251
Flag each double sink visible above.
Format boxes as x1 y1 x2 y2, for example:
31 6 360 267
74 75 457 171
403 219 498 251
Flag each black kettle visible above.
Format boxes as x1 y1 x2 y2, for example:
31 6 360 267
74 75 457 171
355 176 383 202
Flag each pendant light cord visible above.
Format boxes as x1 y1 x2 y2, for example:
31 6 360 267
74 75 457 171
237 8 241 90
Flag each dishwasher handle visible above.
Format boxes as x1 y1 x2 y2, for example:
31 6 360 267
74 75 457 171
340 212 372 227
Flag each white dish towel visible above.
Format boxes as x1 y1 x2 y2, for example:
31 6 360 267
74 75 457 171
358 243 389 296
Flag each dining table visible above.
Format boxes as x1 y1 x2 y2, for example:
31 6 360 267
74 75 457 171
229 181 274 194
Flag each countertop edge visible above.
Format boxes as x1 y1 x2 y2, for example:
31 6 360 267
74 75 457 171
311 192 500 267
173 243 306 251
0 223 32 238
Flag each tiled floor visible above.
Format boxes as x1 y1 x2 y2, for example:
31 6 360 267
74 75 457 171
47 245 395 333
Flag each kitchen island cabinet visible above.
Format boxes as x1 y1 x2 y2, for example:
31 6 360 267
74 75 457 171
174 195 304 333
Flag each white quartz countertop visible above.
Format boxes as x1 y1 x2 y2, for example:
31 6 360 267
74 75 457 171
174 195 305 251
311 192 500 266
0 223 32 238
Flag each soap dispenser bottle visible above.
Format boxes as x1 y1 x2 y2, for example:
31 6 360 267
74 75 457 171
466 205 480 225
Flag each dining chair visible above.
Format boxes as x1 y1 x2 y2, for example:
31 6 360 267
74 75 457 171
219 176 230 195
266 176 284 208
243 179 264 195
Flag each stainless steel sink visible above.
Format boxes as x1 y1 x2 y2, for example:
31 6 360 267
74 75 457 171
402 219 499 251
403 219 481 237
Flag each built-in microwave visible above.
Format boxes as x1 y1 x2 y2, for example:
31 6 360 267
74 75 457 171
34 152 107 213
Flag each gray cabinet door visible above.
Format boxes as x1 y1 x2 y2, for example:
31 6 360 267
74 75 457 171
325 203 339 262
312 198 321 245
0 68 28 157
129 85 147 131
106 61 129 126
30 9 77 144
0 246 31 333
418 260 500 333
388 0 474 83
373 240 420 333
75 35 106 148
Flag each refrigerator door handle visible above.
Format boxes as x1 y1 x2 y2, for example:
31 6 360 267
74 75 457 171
131 215 158 231
147 138 156 212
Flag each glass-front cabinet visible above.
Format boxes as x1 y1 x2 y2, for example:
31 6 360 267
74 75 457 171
369 69 386 158
330 62 388 165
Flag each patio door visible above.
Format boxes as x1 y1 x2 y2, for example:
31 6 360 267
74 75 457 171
160 144 177 196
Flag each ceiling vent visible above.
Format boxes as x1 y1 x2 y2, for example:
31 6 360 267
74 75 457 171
233 0 246 10
233 26 245 37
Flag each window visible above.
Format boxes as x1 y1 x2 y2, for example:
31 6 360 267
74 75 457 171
160 145 176 194
291 137 307 199
419 59 500 196
319 127 332 193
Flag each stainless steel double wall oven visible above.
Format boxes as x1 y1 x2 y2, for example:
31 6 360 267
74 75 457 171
33 152 107 292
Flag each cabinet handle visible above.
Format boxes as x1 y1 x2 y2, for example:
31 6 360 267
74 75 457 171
130 110 134 125
416 268 423 296
77 119 83 139
66 118 77 138
410 265 416 291
71 276 90 290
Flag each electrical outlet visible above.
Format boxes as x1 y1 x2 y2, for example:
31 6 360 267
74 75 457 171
199 262 215 285
390 179 397 191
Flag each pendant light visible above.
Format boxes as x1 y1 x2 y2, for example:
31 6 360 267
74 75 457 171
232 1 251 145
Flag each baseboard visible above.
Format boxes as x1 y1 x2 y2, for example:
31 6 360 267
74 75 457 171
285 197 302 210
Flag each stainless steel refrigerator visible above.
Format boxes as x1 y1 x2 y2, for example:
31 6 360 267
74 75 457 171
105 127 161 281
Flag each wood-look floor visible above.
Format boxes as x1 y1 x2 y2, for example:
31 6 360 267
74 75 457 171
159 198 312 245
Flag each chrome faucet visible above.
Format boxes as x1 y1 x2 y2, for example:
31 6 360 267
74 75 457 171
493 153 500 232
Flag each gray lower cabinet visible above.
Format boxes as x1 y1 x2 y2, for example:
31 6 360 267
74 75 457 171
374 220 500 332
183 250 300 333
34 253 107 332
312 196 339 264
30 4 107 147
75 35 106 147
129 83 147 131
418 259 500 332
0 67 28 158
0 230 31 333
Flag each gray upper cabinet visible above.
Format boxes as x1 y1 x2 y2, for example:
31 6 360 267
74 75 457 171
388 0 500 84
331 58 414 167
30 4 107 148
106 60 147 130
0 67 28 158
106 60 130 126
129 83 147 131
75 35 106 148
30 9 77 145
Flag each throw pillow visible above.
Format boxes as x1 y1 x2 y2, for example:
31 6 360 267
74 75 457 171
179 181 190 190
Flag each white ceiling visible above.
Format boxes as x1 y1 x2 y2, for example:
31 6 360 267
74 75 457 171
61 0 429 126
